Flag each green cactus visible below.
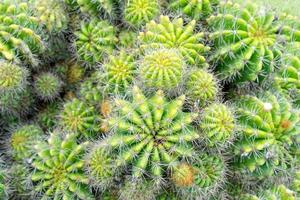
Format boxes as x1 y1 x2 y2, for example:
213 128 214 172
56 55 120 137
169 0 219 20
75 19 118 66
98 86 199 184
34 72 62 100
139 15 209 66
33 0 68 32
36 102 60 130
0 160 7 199
10 124 43 161
233 92 300 177
0 1 44 66
60 98 99 138
76 0 116 18
200 103 235 147
207 1 282 82
171 154 225 198
139 49 185 90
79 78 103 106
292 171 300 194
31 131 94 199
102 50 136 94
66 63 85 84
124 0 159 28
279 13 300 46
118 30 138 48
0 61 28 95
186 69 218 104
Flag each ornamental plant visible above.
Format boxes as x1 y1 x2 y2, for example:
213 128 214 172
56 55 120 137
1 0 300 199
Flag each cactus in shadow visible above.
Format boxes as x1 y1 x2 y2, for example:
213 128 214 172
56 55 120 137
233 92 300 177
207 1 282 83
139 15 209 66
31 131 94 199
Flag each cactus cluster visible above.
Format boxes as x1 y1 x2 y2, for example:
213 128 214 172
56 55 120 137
1 0 300 199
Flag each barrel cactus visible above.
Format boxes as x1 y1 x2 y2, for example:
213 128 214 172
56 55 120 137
208 1 282 83
75 19 118 66
124 0 159 28
36 102 60 130
0 1 44 66
279 13 300 45
233 92 300 177
139 15 209 66
60 98 100 138
169 0 219 20
76 0 116 18
10 124 43 161
31 131 94 199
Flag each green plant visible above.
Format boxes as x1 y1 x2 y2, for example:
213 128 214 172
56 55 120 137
124 0 159 28
199 103 235 147
186 69 218 105
98 87 199 185
31 131 94 199
233 92 300 177
0 61 28 95
33 0 68 32
139 15 209 66
208 1 282 82
60 98 99 138
79 78 103 106
118 30 137 48
10 124 43 161
36 102 60 130
0 1 44 66
34 72 62 100
139 48 184 90
279 13 300 45
75 19 118 66
76 0 116 18
102 50 136 94
169 0 219 20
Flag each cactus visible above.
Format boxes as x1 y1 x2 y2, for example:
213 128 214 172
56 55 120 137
60 98 99 138
118 30 138 48
34 72 62 101
279 13 300 45
233 92 300 177
0 1 44 66
10 124 43 161
139 49 185 90
66 63 85 84
76 0 116 18
207 2 282 82
102 50 136 94
124 0 159 28
31 131 94 199
75 19 118 66
292 171 300 195
0 159 7 199
200 103 235 147
36 102 60 130
98 87 199 185
169 0 219 20
171 154 225 199
186 69 218 105
79 78 103 106
33 0 68 32
0 61 28 95
139 15 209 66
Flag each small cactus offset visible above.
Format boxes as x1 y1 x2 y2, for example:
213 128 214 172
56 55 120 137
124 0 159 28
0 1 44 66
233 92 300 177
169 0 219 20
75 19 118 66
139 15 210 66
208 1 282 83
31 131 94 199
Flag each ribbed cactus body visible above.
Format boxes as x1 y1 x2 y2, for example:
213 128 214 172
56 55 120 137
139 15 209 66
36 102 60 130
208 2 281 82
34 72 62 100
79 78 103 106
186 69 218 104
118 30 137 48
124 0 159 27
34 0 68 32
0 61 28 95
31 131 94 199
60 98 99 138
200 103 235 146
0 1 44 66
279 13 300 45
169 0 219 20
100 87 199 183
76 0 116 17
10 124 43 161
75 19 118 65
139 49 184 89
103 51 136 94
234 92 300 176
242 185 297 200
